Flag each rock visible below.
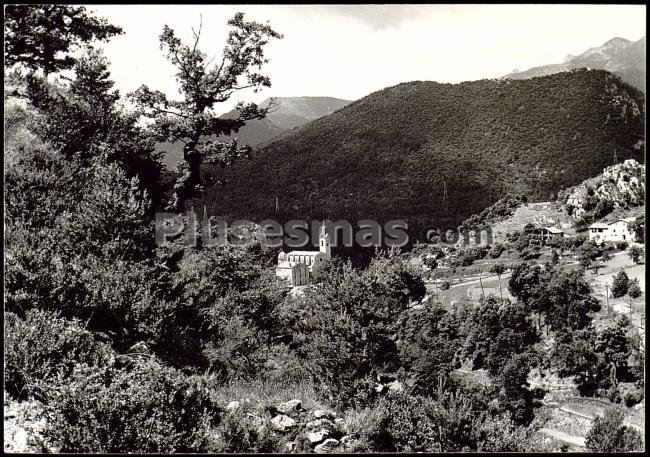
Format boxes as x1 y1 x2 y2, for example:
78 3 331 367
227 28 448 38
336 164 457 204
306 418 335 430
270 414 296 432
377 373 397 383
307 429 330 445
285 442 296 452
225 401 240 412
387 380 404 392
374 383 385 393
313 409 336 419
314 438 339 453
127 341 150 354
277 399 302 414
333 417 347 430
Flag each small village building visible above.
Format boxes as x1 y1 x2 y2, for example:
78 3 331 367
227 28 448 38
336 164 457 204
275 223 331 287
588 217 636 244
531 226 565 245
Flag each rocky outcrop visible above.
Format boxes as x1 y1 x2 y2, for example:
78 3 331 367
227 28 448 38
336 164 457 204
219 397 360 453
561 159 645 220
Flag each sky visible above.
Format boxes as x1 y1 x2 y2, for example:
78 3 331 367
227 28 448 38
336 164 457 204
90 4 646 114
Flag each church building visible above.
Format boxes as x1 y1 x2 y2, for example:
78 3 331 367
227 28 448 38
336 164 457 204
276 223 331 286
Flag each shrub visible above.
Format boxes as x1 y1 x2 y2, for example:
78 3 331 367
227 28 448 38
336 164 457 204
488 243 507 259
611 270 630 298
213 407 282 453
628 245 644 264
44 360 221 453
362 389 532 452
628 279 642 298
283 252 426 407
616 241 629 251
585 407 643 452
440 281 451 290
5 309 114 400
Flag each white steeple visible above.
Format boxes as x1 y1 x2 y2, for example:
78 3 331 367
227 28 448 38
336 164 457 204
319 222 331 258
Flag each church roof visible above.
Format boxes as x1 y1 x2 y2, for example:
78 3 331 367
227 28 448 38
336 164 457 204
286 250 322 257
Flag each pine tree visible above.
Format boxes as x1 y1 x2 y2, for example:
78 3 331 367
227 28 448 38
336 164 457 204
4 5 122 78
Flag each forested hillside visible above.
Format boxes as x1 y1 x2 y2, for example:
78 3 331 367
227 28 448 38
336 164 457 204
198 69 644 242
158 97 351 167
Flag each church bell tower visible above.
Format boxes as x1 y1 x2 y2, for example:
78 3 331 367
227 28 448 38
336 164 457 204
319 222 331 259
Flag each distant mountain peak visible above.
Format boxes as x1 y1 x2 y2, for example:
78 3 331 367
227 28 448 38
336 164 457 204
504 36 645 92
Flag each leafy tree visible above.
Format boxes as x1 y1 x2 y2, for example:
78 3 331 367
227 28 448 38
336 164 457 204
551 329 602 396
460 297 537 376
594 316 635 387
628 278 642 298
4 4 123 78
552 316 639 396
628 245 644 264
397 305 463 393
629 215 644 243
537 268 600 331
489 263 507 300
611 270 630 298
585 407 644 452
498 352 542 425
130 13 282 210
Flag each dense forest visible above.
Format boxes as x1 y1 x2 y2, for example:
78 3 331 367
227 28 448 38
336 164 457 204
198 70 644 243
3 5 645 454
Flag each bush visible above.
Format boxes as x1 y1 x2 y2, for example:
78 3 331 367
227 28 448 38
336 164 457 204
5 309 114 400
283 252 426 407
213 407 282 453
611 270 630 298
488 243 507 259
585 407 643 452
628 245 644 264
44 360 221 453
362 390 532 452
627 279 642 298
616 241 629 251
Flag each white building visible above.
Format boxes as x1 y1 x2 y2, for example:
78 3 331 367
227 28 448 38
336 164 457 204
276 224 331 286
588 217 636 244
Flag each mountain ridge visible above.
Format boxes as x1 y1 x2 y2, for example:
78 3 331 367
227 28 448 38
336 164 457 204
505 36 645 92
196 69 645 245
158 96 352 167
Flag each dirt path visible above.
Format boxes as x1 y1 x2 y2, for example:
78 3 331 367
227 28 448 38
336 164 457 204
538 428 586 448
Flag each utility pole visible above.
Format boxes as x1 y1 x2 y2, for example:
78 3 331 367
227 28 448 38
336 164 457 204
605 284 610 316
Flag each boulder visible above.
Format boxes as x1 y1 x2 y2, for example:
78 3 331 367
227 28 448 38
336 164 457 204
307 429 330 445
333 417 347 431
306 418 335 430
313 409 336 419
127 341 150 354
225 401 240 412
377 373 398 383
270 414 296 432
314 438 339 453
387 380 404 392
277 399 302 414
